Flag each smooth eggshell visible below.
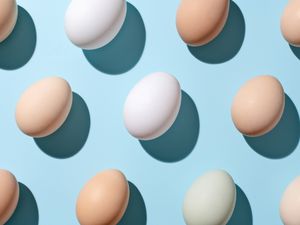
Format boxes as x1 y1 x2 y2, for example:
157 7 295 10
0 169 19 225
0 0 18 42
231 75 285 137
123 72 181 140
76 169 129 225
176 0 230 46
65 0 126 50
281 0 300 47
183 170 236 225
15 76 73 138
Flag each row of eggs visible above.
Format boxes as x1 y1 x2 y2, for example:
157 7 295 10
1 0 300 49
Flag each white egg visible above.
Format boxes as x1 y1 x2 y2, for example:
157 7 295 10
183 170 236 225
64 0 127 50
123 72 181 140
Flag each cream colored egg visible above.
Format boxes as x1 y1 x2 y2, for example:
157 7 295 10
15 76 72 138
176 0 230 46
0 169 19 225
76 169 129 225
231 75 285 137
0 0 18 42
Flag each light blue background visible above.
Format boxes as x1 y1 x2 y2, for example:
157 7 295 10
0 0 299 224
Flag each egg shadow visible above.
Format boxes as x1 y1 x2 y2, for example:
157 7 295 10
227 185 252 225
188 1 245 64
0 6 36 70
34 92 90 159
289 45 300 60
83 2 146 75
244 94 300 159
118 181 147 225
139 91 199 163
5 182 39 225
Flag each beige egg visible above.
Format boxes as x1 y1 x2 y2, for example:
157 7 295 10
176 0 230 46
231 75 285 137
0 0 18 42
281 0 300 47
15 76 72 138
280 176 300 225
76 169 129 225
0 169 19 225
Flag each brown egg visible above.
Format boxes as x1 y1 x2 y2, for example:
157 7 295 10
0 169 19 225
76 169 129 225
15 76 73 138
231 75 285 137
176 0 230 46
0 0 18 42
281 0 300 47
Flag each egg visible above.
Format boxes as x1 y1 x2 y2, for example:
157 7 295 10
15 76 73 138
231 75 285 137
0 169 19 225
176 0 230 46
281 0 300 47
123 72 181 140
280 176 300 225
183 170 236 225
0 0 18 42
76 169 129 225
64 0 126 50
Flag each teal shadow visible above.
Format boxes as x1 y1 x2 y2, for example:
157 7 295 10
5 182 38 225
0 6 36 70
83 2 146 75
34 92 90 159
290 45 300 60
188 1 245 64
140 91 199 163
118 182 147 225
227 185 252 225
244 94 300 159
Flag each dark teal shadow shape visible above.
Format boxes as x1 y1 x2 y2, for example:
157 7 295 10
227 185 252 225
188 1 245 64
244 94 300 159
83 2 146 75
5 182 38 225
290 45 300 60
0 6 36 70
34 92 90 159
118 181 147 225
139 91 199 163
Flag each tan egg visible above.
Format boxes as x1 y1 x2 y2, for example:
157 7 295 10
0 169 19 225
176 0 230 46
76 169 129 225
281 0 300 47
15 76 73 138
231 75 285 137
0 0 18 42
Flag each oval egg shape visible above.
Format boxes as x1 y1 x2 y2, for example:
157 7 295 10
231 75 285 137
65 0 127 50
0 0 18 42
281 0 300 47
123 72 181 140
0 169 19 225
76 169 129 225
176 0 230 46
183 170 236 225
15 76 73 138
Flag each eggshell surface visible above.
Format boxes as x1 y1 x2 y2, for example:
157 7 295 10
123 72 181 140
64 0 127 50
176 0 230 46
0 169 19 225
0 0 18 42
183 170 236 225
231 75 285 137
76 169 129 225
15 76 73 138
